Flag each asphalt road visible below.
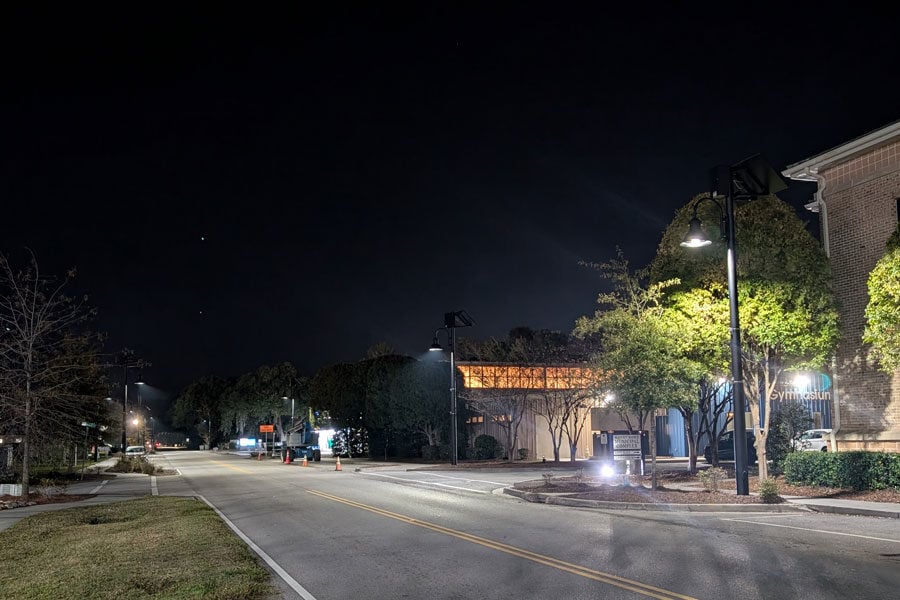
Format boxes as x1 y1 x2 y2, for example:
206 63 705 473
152 451 900 600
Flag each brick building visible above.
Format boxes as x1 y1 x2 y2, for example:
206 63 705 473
782 120 900 452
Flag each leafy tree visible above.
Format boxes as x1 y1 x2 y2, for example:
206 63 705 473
575 251 703 487
651 195 840 479
218 362 298 444
310 362 368 455
359 353 412 459
863 224 900 373
658 286 730 473
170 375 228 448
0 251 102 497
390 359 449 449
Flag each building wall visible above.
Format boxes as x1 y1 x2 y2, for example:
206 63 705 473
467 398 593 461
822 138 900 450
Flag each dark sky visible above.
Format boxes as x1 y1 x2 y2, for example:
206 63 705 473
2 4 898 401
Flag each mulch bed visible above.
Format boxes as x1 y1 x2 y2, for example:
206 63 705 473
516 473 900 504
1 494 96 510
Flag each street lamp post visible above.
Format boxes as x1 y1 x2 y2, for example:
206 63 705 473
680 156 786 496
119 350 149 454
428 310 474 466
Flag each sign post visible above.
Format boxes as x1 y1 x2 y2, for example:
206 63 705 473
259 424 274 458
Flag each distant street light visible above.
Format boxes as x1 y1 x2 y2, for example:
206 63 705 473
428 310 475 466
680 156 786 495
119 350 149 454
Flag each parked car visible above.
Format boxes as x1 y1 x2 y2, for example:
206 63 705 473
793 429 832 452
703 430 757 464
124 445 146 457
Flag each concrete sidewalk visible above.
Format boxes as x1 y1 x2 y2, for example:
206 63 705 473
0 457 154 533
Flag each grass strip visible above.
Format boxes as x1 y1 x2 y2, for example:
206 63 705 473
0 496 279 600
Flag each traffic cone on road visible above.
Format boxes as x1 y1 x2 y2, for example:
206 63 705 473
335 456 342 471
302 455 308 467
284 452 291 464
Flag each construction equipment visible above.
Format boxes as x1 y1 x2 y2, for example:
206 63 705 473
283 420 322 462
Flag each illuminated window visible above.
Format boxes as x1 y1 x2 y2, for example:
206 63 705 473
458 364 600 390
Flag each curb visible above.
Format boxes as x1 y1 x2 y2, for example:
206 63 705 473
787 502 900 519
503 487 812 513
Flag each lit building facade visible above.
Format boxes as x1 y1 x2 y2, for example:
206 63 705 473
783 120 900 452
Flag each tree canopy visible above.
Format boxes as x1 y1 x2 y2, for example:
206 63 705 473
650 194 839 478
863 224 900 373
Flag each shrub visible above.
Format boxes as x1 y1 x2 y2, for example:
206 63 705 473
758 478 781 503
698 467 728 492
783 451 900 491
473 435 502 460
572 468 585 486
36 477 67 499
516 448 528 460
420 445 440 460
766 404 813 475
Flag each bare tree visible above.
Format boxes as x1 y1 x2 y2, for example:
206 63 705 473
462 386 530 460
0 250 100 497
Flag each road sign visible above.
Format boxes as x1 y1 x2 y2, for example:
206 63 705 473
259 424 274 433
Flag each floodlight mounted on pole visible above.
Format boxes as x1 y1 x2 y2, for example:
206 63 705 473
428 310 475 466
681 155 786 496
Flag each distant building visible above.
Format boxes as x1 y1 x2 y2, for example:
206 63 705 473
782 120 900 452
458 362 598 460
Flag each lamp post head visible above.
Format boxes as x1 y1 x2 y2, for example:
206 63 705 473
680 216 713 248
428 336 443 352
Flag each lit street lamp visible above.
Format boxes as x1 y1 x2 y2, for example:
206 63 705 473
428 310 474 466
681 156 786 495
119 349 149 454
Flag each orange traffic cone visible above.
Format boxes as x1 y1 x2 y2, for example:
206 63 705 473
302 455 308 467
284 452 291 464
335 456 342 471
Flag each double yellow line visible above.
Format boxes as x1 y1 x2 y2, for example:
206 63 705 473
307 489 696 600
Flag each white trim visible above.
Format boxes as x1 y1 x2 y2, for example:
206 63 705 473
782 120 900 181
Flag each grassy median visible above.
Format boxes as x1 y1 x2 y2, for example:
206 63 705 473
0 496 279 600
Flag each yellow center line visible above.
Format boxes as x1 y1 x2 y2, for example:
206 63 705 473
307 489 696 600
209 460 256 474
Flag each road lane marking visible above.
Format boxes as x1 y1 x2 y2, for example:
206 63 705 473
209 460 255 474
720 518 900 543
307 489 695 600
364 472 489 493
197 494 318 600
151 475 158 496
89 480 109 494
427 472 509 486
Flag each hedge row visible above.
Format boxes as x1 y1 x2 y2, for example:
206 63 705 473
782 451 900 491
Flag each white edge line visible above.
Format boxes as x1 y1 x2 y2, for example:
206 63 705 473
197 494 318 600
89 480 109 495
150 476 158 496
427 472 509 486
720 518 900 544
365 472 488 493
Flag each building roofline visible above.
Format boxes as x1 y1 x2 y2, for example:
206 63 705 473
782 119 900 181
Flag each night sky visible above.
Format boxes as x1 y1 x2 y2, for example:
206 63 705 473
2 5 898 403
